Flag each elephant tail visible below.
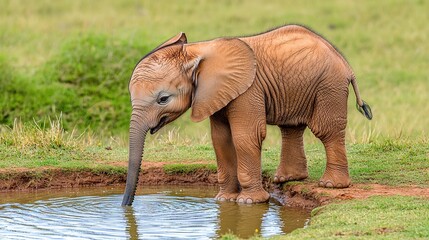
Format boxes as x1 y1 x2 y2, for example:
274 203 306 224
350 74 373 120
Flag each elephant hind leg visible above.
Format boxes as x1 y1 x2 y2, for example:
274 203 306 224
318 135 350 188
273 125 308 183
309 87 350 188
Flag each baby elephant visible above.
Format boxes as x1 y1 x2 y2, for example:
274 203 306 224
122 25 372 206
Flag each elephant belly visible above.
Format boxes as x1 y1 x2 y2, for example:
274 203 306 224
265 97 315 127
260 75 318 127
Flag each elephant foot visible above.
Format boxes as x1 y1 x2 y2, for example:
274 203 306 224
236 188 270 204
215 191 239 202
318 167 350 188
273 169 308 183
318 179 350 188
273 173 308 183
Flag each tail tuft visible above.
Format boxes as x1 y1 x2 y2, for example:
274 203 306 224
356 100 373 120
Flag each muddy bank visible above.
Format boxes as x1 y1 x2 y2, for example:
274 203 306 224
280 182 429 208
0 165 217 191
1 164 428 209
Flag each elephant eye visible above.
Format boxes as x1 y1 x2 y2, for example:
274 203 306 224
157 95 170 105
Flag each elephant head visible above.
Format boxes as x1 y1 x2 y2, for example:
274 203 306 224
121 33 257 206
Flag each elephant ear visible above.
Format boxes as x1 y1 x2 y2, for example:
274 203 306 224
155 32 187 50
141 33 187 60
188 38 257 122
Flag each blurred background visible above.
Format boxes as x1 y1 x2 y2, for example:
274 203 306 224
1 0 428 147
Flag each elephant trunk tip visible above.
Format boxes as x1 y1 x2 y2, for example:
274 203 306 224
122 192 135 206
122 181 139 206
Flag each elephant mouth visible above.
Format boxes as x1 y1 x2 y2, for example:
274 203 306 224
150 116 168 134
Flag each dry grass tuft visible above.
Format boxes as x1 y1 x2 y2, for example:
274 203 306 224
0 115 92 150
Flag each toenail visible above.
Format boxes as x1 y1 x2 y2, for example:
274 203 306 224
245 198 253 204
326 182 334 188
237 198 244 203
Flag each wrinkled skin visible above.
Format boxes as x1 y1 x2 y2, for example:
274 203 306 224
122 25 372 206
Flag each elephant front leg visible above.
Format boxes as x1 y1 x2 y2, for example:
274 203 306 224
210 115 240 201
231 125 270 204
274 125 308 183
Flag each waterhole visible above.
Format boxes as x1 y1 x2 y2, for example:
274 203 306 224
0 186 310 239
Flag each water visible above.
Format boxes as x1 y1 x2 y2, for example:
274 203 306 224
0 186 310 239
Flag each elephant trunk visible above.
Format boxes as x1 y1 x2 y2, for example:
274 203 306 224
122 108 148 206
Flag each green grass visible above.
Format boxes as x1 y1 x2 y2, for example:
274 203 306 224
279 196 429 239
1 117 427 188
87 129 429 188
2 120 427 187
163 163 217 175
0 34 146 133
1 0 428 141
0 120 126 174
262 139 429 187
221 196 429 239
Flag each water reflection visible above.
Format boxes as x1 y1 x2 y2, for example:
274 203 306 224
279 206 311 233
0 186 310 239
124 207 140 240
217 202 268 238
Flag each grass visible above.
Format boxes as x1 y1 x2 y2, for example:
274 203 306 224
163 163 217 175
279 196 429 239
145 135 429 187
220 196 429 239
1 0 428 141
2 120 427 187
0 119 125 174
0 34 146 133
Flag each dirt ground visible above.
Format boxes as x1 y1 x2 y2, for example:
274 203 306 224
280 182 429 208
1 162 428 209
